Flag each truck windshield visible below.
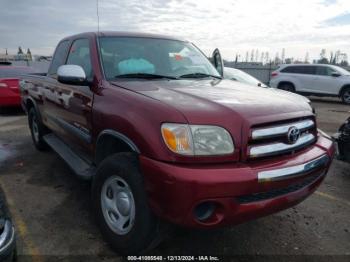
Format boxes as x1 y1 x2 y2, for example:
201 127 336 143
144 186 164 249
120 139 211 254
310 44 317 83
99 37 220 80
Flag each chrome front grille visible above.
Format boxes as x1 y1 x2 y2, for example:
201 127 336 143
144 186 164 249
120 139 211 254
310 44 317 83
248 118 316 159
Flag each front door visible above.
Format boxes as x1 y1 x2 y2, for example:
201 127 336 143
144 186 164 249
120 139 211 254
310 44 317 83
53 38 95 160
310 66 340 95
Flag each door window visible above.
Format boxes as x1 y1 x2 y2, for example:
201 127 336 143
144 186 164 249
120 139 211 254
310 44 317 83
281 66 316 75
48 40 70 77
66 39 92 78
303 66 317 75
316 66 336 76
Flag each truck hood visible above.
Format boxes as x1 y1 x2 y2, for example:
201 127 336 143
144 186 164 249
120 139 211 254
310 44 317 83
268 87 310 104
110 79 312 124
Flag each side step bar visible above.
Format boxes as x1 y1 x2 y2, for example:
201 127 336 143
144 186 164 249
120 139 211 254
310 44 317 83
43 133 95 180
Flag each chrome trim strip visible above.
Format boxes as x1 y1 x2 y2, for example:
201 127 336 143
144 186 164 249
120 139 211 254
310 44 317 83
252 119 314 140
249 133 315 158
258 154 329 182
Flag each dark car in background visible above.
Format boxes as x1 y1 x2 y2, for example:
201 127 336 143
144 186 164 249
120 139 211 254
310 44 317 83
0 65 37 108
0 188 16 261
333 117 350 163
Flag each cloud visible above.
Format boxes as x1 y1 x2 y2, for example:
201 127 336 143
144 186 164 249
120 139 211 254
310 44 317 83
0 0 350 61
323 12 350 26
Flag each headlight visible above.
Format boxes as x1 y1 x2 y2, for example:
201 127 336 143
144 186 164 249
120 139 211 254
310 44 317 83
161 123 234 156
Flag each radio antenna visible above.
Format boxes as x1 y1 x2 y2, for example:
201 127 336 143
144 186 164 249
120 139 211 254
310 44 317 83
96 0 100 33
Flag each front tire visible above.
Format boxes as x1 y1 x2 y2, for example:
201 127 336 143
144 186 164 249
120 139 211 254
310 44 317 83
92 153 162 255
341 87 350 104
279 83 295 92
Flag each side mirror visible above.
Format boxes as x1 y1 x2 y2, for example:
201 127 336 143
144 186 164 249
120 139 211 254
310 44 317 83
57 65 87 85
331 72 341 77
211 48 224 77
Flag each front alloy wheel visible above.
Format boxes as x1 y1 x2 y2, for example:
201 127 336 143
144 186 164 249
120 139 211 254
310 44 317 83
101 176 136 235
92 153 163 255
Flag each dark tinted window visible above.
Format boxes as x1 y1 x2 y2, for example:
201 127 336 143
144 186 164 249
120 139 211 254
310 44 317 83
281 66 316 75
48 40 70 76
66 39 92 78
316 66 336 76
0 67 36 78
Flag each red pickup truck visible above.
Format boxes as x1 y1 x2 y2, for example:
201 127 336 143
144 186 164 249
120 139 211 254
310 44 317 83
21 32 335 254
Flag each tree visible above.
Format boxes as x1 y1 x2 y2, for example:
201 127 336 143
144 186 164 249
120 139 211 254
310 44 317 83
26 48 32 61
245 51 249 62
250 49 254 62
234 54 238 65
274 52 280 65
318 49 329 64
335 50 341 64
285 58 293 64
281 48 285 64
265 52 270 64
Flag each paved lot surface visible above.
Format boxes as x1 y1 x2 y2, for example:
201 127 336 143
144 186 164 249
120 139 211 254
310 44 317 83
0 99 349 261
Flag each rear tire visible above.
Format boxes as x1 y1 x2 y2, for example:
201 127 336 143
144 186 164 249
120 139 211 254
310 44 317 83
279 83 295 92
341 87 350 104
92 153 163 255
28 107 49 151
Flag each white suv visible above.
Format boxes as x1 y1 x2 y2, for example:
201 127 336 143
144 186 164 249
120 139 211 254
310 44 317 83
270 64 350 104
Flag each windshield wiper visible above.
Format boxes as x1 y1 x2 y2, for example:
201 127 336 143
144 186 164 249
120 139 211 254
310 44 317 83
114 73 177 80
179 73 222 79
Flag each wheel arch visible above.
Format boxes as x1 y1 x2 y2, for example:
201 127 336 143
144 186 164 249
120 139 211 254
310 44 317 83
277 81 295 89
25 97 43 123
339 84 350 96
95 130 140 165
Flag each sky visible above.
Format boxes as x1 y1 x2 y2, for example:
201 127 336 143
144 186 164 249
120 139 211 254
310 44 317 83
0 0 350 62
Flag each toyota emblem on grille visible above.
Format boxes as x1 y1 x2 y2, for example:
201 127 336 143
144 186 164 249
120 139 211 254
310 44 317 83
287 126 300 144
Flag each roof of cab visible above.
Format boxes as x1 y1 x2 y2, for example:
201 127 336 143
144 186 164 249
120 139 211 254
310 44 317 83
61 31 188 42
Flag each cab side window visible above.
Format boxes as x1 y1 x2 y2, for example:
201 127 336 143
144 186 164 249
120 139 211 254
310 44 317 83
66 39 92 79
48 40 70 77
316 66 336 76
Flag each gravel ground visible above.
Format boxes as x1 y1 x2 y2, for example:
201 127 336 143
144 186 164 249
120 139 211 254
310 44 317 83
0 98 349 262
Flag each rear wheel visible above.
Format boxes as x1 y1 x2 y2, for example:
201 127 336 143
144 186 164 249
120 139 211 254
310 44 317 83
92 153 163 255
341 87 350 104
279 83 295 92
28 108 49 151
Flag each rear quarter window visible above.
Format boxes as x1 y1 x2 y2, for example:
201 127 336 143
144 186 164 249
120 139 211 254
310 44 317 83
281 66 315 75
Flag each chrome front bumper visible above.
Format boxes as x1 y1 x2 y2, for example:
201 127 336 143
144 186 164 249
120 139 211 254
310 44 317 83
258 154 330 183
